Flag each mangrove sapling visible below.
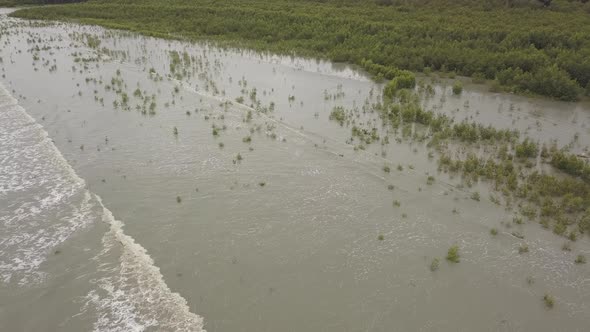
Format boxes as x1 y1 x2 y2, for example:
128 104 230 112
430 258 440 272
490 228 498 236
426 176 435 185
518 243 529 254
446 245 460 263
383 165 391 173
553 222 567 236
543 294 555 309
377 234 384 241
575 254 586 264
176 196 182 203
452 81 463 95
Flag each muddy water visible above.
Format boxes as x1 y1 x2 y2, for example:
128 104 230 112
0 8 589 332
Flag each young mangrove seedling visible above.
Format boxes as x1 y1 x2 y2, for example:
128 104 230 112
427 175 435 185
543 294 554 309
446 245 460 263
430 258 440 272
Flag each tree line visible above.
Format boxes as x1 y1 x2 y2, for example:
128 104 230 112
10 0 590 101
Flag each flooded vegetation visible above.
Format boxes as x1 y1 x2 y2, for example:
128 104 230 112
11 0 590 101
1 2 590 332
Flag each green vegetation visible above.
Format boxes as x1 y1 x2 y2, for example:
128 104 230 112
426 175 435 185
515 138 539 158
543 294 555 309
490 228 498 236
446 245 460 263
575 254 586 264
383 69 416 98
377 234 384 241
430 258 439 271
0 0 83 7
11 0 590 100
329 106 347 126
452 81 463 95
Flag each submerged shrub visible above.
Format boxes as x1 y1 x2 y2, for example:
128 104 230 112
446 245 460 263
543 294 555 309
383 71 416 98
329 106 347 126
452 81 463 95
515 138 539 158
430 258 440 271
426 175 435 185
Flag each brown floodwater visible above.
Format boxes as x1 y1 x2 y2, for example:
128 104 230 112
1 8 589 332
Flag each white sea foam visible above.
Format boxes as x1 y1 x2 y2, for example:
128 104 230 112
0 83 205 331
83 199 205 332
0 86 89 284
